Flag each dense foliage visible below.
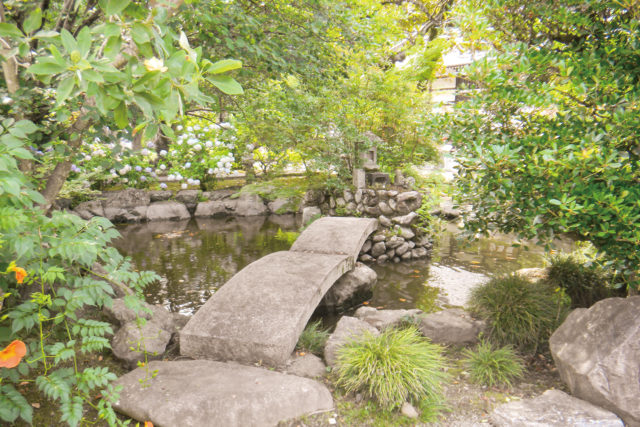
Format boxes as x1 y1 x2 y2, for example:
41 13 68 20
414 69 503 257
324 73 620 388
447 0 640 289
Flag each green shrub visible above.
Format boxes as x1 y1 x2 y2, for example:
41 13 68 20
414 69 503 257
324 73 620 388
462 340 524 388
334 327 449 410
296 320 330 356
468 275 570 354
545 255 620 308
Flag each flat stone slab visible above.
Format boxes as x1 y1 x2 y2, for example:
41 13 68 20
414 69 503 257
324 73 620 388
490 389 624 427
180 251 352 366
290 217 377 262
114 360 333 427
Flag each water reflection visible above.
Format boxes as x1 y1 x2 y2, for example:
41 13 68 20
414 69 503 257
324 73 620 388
114 215 301 314
115 218 571 316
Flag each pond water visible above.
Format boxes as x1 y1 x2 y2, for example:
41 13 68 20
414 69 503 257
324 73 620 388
114 216 569 317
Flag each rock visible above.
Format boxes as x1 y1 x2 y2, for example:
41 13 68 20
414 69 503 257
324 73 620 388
549 296 640 426
400 251 412 260
490 389 624 427
104 205 148 223
401 402 419 419
324 316 379 368
234 193 268 216
371 242 386 257
286 353 327 378
329 196 336 209
515 267 549 283
194 200 229 217
104 188 150 209
393 256 400 263
303 189 325 206
385 249 396 259
397 226 415 240
319 264 377 313
378 215 392 227
104 298 177 332
174 190 199 206
386 235 405 249
359 254 374 262
343 190 354 203
376 254 389 263
388 198 397 211
336 197 346 208
395 191 422 215
430 198 461 220
354 189 363 204
268 197 297 214
111 320 172 368
395 242 410 256
148 190 173 202
378 202 394 216
146 201 191 221
364 205 381 216
114 360 334 427
418 308 485 345
411 247 429 259
392 212 419 226
302 206 322 225
372 233 386 242
73 200 105 219
354 307 422 330
202 189 235 201
346 202 357 213
360 240 372 254
408 241 415 248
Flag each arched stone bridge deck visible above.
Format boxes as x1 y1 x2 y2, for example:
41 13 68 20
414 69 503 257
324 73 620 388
180 217 378 366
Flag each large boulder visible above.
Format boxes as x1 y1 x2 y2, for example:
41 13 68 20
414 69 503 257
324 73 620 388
73 200 105 219
285 353 327 379
268 197 298 214
104 298 177 332
490 389 624 427
114 360 334 426
194 200 228 217
302 206 322 225
354 306 422 331
103 189 150 223
549 296 640 426
318 263 377 313
234 193 268 216
145 201 190 222
324 316 379 369
418 308 485 346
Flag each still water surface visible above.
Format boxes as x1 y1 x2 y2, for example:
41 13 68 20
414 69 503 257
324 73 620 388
115 216 563 316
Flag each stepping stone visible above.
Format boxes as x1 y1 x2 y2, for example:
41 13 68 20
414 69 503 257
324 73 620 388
490 389 624 427
114 360 333 427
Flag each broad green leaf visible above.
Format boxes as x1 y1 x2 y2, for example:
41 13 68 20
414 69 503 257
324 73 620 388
81 70 104 83
103 35 122 60
23 8 43 34
28 61 67 75
77 27 92 57
105 0 131 16
131 23 150 44
207 75 244 95
178 31 190 51
56 76 75 103
143 123 158 142
60 29 77 53
33 30 58 39
114 102 128 129
549 199 562 206
0 23 23 38
208 59 242 74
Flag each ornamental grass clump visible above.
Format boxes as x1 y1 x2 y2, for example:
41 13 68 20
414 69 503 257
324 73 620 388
462 340 524 388
334 326 449 410
296 320 330 356
468 275 570 354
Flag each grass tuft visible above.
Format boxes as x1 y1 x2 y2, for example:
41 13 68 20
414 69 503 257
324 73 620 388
468 274 570 354
462 340 524 388
334 326 449 411
296 320 330 356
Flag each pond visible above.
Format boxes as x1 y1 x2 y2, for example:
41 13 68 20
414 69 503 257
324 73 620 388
114 216 570 317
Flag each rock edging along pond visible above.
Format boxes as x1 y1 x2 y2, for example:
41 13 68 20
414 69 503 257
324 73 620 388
71 187 433 263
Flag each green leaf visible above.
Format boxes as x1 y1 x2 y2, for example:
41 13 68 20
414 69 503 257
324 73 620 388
207 75 244 95
28 60 67 75
60 29 77 53
56 76 75 104
178 31 190 51
130 23 150 44
208 59 242 74
143 123 158 142
77 26 92 57
114 102 128 129
105 0 131 16
33 30 59 39
14 120 38 134
0 23 23 38
82 69 104 83
103 35 122 60
23 8 43 34
549 199 562 206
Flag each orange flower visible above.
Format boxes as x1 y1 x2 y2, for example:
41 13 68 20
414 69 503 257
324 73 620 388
144 422 154 427
0 340 27 368
9 266 27 284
